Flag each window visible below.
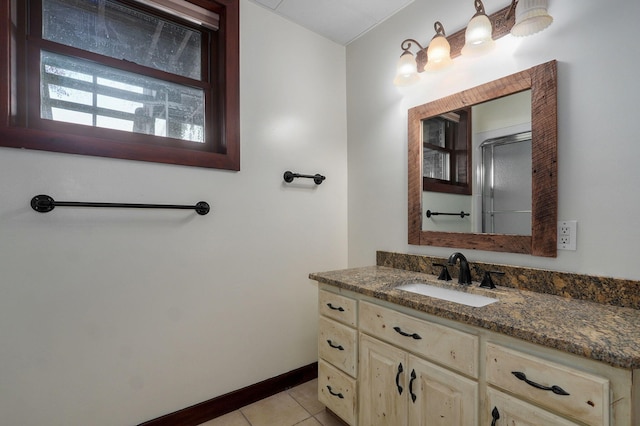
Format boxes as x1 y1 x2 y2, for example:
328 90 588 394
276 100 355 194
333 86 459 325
422 108 471 195
0 0 239 170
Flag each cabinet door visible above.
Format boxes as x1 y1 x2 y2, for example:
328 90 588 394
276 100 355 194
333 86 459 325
360 333 408 426
486 387 581 426
408 355 478 426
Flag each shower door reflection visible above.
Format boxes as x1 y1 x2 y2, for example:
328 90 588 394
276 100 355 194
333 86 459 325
481 132 532 235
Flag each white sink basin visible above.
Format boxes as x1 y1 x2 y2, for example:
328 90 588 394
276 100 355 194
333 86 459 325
396 282 498 307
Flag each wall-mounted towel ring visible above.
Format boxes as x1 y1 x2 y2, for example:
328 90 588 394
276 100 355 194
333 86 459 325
283 171 326 185
30 195 210 215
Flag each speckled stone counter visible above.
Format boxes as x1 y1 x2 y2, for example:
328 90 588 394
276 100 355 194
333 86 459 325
309 266 640 369
377 251 640 310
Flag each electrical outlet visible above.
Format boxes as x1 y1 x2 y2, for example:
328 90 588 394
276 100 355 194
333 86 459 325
557 220 577 250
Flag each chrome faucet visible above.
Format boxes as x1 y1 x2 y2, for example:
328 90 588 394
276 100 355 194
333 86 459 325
447 252 472 285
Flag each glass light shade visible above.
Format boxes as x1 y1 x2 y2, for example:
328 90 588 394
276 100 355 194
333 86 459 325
393 51 420 86
424 35 453 72
461 13 495 56
511 0 553 37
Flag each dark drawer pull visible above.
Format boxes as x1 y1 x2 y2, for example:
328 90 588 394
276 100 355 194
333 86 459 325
409 369 417 403
511 371 570 395
491 406 500 426
395 362 404 395
393 326 422 340
326 303 345 312
326 385 344 399
327 340 344 350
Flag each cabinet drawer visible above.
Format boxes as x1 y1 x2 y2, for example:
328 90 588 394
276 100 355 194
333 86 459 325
319 290 357 327
318 360 357 426
359 301 478 378
318 316 357 377
486 342 609 426
486 387 581 425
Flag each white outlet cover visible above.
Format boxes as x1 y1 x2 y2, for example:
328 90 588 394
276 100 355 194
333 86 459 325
557 220 577 250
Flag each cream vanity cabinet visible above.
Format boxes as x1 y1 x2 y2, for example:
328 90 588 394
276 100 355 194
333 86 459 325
317 290 358 425
317 285 637 425
359 301 478 425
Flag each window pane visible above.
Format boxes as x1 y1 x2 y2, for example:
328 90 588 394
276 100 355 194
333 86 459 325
422 118 446 147
41 51 205 142
43 0 202 80
423 148 450 180
51 108 93 125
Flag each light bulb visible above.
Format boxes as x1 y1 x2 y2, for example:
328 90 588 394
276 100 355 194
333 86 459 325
424 35 453 72
393 51 420 86
462 13 495 56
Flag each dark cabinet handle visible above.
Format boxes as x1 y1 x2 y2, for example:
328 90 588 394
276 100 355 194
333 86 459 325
395 363 404 395
491 406 500 426
326 385 344 399
409 369 417 403
393 326 422 340
511 371 570 395
326 340 344 350
326 303 344 312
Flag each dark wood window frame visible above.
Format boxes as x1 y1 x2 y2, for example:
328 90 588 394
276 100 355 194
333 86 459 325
0 0 239 170
422 107 471 195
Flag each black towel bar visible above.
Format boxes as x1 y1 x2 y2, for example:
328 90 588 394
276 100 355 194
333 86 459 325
283 171 325 185
30 195 210 215
426 210 469 218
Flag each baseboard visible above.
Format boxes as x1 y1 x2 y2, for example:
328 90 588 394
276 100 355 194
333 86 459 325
138 362 318 426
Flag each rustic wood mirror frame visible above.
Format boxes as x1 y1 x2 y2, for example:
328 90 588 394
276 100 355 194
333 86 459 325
408 60 557 257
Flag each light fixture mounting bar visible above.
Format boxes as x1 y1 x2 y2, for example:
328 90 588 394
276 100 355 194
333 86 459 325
415 3 516 70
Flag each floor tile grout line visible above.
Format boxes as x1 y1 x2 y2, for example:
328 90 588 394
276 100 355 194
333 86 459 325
287 387 316 425
238 409 252 426
199 380 324 426
241 387 315 426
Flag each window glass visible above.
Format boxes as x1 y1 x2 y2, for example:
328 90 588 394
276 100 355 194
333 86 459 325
42 0 203 80
41 51 205 142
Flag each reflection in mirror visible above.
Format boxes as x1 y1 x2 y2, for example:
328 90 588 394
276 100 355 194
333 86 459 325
408 60 557 257
422 91 532 235
480 131 531 234
422 109 471 196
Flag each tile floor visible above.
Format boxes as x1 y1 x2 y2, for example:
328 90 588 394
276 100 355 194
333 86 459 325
198 379 345 426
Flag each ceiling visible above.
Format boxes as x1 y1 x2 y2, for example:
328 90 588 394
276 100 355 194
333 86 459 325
250 0 415 45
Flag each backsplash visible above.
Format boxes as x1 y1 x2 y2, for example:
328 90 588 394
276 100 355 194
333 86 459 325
377 251 640 310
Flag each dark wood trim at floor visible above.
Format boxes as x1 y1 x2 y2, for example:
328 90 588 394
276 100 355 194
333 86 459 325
138 362 318 426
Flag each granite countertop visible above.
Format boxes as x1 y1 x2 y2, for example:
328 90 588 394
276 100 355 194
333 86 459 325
310 266 640 369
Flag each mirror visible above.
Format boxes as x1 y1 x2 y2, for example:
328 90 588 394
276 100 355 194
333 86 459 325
408 61 557 257
421 91 532 234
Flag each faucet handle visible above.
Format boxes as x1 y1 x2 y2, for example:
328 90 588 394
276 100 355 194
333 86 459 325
479 270 505 289
433 263 452 281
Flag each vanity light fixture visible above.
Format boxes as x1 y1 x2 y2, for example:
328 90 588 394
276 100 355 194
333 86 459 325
424 22 453 72
393 0 553 86
510 0 553 37
461 0 495 56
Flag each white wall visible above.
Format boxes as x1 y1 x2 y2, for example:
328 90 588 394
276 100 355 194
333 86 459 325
422 192 472 233
347 0 640 280
0 1 347 424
